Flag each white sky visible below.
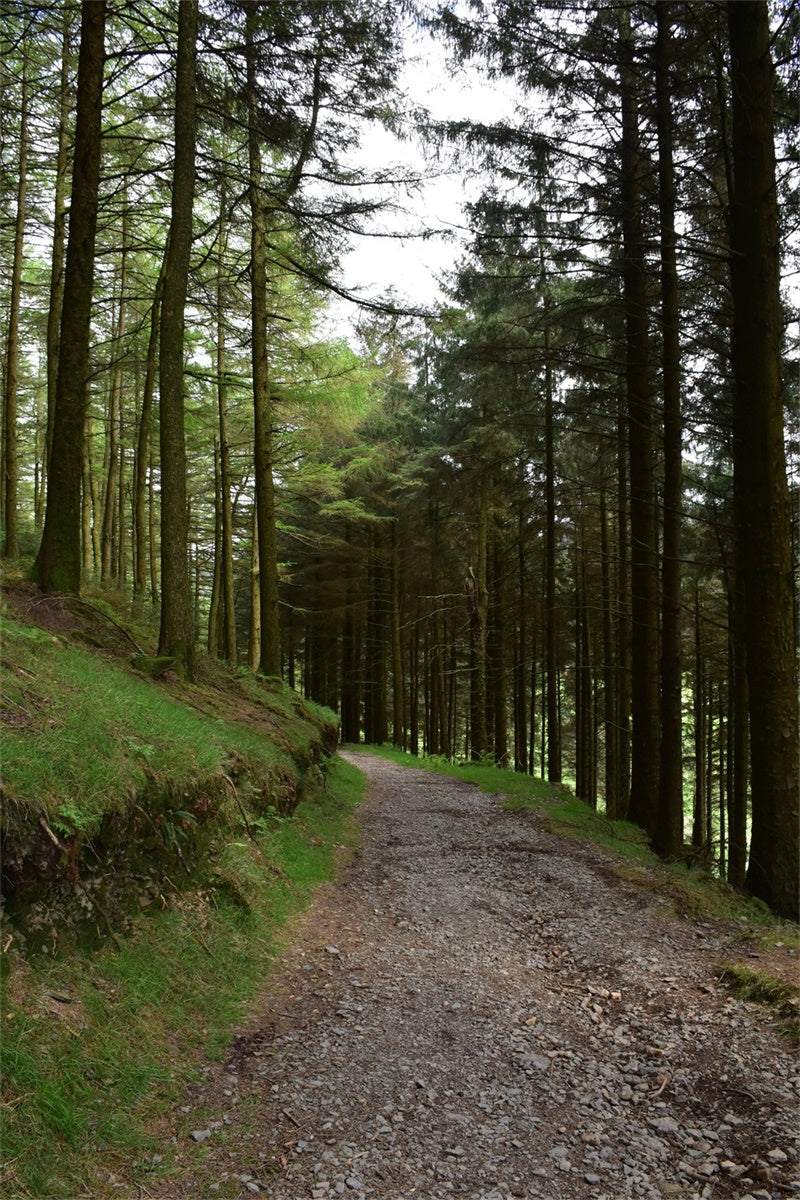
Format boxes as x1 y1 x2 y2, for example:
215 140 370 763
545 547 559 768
331 27 521 327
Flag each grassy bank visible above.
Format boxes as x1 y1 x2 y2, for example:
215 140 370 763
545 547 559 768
0 587 366 1198
1 755 366 1199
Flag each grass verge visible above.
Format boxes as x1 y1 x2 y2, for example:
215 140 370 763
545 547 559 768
1 755 366 1200
715 963 799 1043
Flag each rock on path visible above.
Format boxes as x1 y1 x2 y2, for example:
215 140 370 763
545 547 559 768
143 752 799 1200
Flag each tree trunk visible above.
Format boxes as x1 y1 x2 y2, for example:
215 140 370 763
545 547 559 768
728 0 799 920
249 506 260 671
491 539 507 766
515 510 528 773
158 0 198 672
619 7 660 836
544 325 561 782
654 0 684 857
133 260 164 612
102 225 128 583
726 575 748 888
36 0 105 594
216 193 237 665
467 469 489 760
208 440 222 657
692 590 707 853
391 522 405 748
3 40 28 559
45 5 73 486
615 398 631 818
246 7 282 678
600 489 620 816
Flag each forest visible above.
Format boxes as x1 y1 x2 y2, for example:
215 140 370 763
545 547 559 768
0 0 797 920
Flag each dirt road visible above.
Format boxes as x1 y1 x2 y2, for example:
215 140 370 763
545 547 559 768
142 751 798 1200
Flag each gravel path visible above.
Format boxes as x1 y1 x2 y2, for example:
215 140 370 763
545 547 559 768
145 751 799 1200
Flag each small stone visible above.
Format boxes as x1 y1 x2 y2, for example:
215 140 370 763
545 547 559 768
651 1116 681 1135
190 1129 212 1143
585 1174 601 1185
528 1054 551 1072
767 1149 788 1163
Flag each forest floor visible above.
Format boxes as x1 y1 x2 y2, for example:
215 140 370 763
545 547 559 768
130 751 799 1200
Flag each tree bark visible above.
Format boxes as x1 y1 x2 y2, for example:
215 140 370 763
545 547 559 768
158 0 198 672
45 5 73 487
216 192 237 665
36 0 105 593
544 323 561 782
133 260 164 612
3 40 28 559
654 0 684 857
101 224 128 583
618 7 660 836
727 0 799 920
391 522 406 748
246 5 281 677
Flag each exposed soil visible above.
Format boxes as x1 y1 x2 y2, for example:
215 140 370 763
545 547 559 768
116 752 798 1200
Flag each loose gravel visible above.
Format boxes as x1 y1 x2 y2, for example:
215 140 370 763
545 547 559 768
142 751 799 1200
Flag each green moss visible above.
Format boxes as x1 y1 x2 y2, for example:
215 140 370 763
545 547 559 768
715 963 799 1042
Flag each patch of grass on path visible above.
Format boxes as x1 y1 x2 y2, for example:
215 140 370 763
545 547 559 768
0 756 365 1200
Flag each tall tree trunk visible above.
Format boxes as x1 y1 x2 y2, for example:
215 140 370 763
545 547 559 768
692 590 707 853
340 525 361 743
45 5 73 484
619 7 660 836
81 429 95 576
158 0 198 672
467 468 489 760
246 7 281 677
208 438 223 657
117 405 127 585
429 500 451 757
654 0 684 857
102 225 128 583
216 191 237 665
391 522 405 748
544 324 561 782
249 506 261 671
615 398 632 817
515 509 528 773
36 0 105 594
600 489 620 816
3 41 28 559
133 261 164 612
727 575 748 888
491 538 507 766
728 0 799 920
